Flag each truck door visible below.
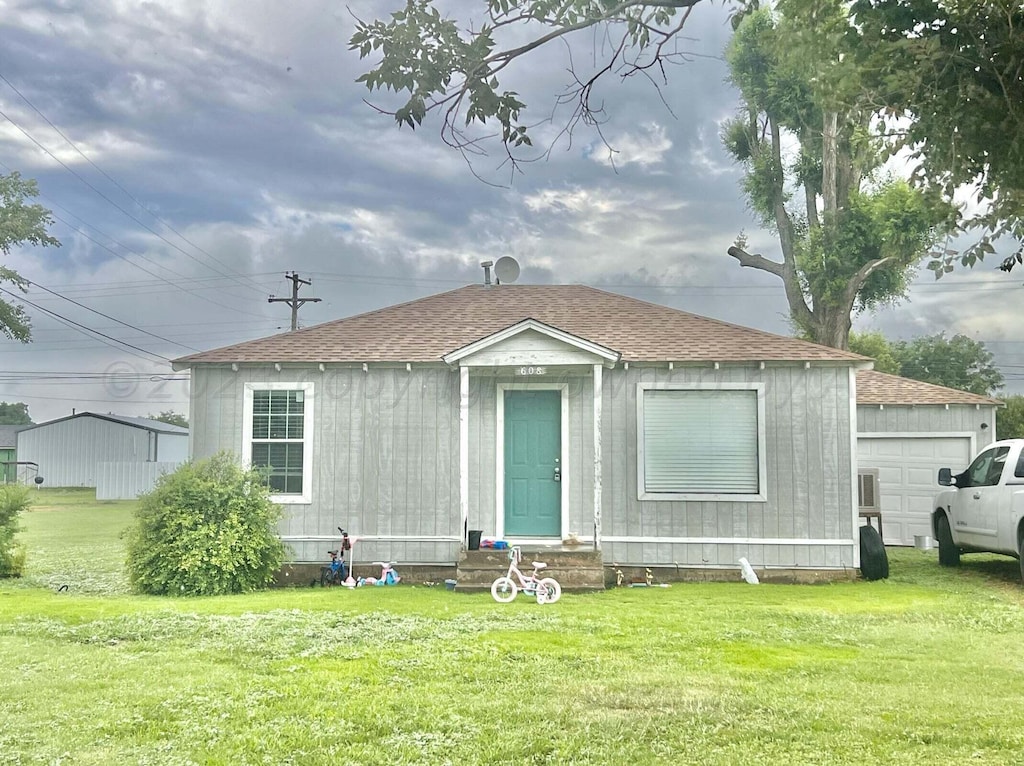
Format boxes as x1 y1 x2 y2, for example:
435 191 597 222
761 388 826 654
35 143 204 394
955 445 1010 550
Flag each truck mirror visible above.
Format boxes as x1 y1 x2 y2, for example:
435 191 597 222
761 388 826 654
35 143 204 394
937 468 953 486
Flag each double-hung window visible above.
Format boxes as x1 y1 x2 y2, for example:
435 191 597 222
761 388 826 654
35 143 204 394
637 383 766 501
243 382 314 504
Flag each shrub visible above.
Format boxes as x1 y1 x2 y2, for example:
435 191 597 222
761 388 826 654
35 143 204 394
126 452 286 595
0 484 31 577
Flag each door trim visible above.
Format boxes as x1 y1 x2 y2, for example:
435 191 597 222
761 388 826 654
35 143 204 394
496 382 569 541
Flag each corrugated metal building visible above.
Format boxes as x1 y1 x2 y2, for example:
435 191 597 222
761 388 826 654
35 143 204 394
16 413 188 488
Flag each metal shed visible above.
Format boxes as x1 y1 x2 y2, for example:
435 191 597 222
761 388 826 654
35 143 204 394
15 413 188 488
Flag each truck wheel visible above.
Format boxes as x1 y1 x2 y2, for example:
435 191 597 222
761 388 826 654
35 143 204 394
1018 531 1024 585
859 525 889 581
936 514 960 567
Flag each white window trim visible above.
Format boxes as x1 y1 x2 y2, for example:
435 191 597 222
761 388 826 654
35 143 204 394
242 381 315 505
636 382 767 502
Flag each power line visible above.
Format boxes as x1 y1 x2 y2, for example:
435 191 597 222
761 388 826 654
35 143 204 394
25 280 200 352
0 105 267 296
0 159 276 320
0 286 170 364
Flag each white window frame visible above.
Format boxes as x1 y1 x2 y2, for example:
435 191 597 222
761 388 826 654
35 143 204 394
636 382 767 502
242 381 315 504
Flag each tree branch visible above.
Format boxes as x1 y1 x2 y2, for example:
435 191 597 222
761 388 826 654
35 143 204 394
767 117 797 267
727 245 814 329
841 255 896 309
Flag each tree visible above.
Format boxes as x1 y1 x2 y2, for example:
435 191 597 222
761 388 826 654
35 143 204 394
0 402 31 425
125 452 285 596
0 484 30 578
849 330 1003 397
351 0 713 173
722 5 953 348
353 2 952 349
149 410 189 429
850 0 1024 275
893 333 1003 397
1 172 61 342
997 395 1024 440
848 331 899 374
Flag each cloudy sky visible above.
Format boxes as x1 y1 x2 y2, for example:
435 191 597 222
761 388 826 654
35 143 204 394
1 0 1021 423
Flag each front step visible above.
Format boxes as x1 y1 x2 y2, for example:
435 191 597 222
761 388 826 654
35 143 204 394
456 547 605 592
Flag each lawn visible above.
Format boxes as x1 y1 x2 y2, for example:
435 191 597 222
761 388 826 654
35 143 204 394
3 490 1024 765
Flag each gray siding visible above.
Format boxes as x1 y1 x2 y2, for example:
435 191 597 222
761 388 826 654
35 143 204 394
857 404 997 451
190 365 461 563
466 373 594 540
191 361 859 571
601 365 857 570
17 417 169 487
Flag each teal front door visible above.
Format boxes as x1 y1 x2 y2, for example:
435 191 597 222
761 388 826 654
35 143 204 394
504 390 561 537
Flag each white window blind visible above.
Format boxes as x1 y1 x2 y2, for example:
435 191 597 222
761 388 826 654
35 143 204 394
643 389 759 494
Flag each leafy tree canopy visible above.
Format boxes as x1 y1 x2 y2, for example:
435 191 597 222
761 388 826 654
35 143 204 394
351 0 712 174
894 333 1004 397
1 172 60 342
848 331 900 374
722 5 953 348
853 331 1004 397
996 395 1024 440
149 410 188 429
0 402 32 426
850 0 1024 275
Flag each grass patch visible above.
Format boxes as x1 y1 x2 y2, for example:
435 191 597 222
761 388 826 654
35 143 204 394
3 496 1024 764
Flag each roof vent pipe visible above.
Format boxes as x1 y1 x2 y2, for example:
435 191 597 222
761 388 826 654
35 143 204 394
480 260 494 287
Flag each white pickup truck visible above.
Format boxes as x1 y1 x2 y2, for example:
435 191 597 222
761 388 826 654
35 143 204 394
934 439 1024 582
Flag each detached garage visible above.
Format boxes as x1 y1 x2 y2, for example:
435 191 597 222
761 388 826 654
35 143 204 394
856 371 1001 546
16 412 188 489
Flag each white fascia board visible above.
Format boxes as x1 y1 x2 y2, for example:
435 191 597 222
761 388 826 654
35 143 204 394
442 318 620 366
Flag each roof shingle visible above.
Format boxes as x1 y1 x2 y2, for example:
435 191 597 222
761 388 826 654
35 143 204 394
175 285 869 365
856 370 1002 406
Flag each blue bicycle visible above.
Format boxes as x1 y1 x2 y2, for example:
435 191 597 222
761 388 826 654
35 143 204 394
320 528 351 587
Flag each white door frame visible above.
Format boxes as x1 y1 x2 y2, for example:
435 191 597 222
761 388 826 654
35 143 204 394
495 381 569 542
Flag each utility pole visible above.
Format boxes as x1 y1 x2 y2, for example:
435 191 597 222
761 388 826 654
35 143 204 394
268 272 321 331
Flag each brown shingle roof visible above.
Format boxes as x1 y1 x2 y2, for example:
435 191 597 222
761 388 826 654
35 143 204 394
174 285 870 365
856 370 1002 406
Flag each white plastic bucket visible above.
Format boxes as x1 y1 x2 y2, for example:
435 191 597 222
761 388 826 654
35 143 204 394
913 535 933 551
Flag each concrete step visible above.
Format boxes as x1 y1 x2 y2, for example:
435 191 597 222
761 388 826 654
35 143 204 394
456 547 605 592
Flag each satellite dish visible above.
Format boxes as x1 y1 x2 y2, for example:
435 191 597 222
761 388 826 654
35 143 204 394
494 256 520 284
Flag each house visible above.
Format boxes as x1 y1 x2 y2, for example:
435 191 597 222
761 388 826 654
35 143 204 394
855 370 1001 546
175 284 875 580
16 413 189 489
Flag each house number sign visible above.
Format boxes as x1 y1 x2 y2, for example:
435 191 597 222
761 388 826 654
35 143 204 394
517 366 547 376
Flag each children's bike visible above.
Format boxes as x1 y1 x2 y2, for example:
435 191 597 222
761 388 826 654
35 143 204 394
491 546 561 604
320 528 351 587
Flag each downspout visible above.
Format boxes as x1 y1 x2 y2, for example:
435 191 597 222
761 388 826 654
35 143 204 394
593 364 603 551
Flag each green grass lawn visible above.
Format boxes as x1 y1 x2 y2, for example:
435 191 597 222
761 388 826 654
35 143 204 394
4 489 1024 765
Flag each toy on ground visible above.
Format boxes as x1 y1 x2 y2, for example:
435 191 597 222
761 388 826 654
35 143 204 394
490 546 561 605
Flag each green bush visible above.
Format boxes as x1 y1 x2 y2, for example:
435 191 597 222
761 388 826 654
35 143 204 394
126 452 286 595
0 484 31 577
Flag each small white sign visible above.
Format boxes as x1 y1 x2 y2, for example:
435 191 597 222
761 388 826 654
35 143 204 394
516 366 547 376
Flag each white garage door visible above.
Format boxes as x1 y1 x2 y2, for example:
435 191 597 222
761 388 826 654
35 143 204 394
857 436 973 546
